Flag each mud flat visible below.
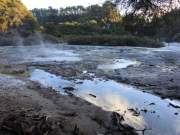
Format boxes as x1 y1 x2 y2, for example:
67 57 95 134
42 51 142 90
0 43 179 135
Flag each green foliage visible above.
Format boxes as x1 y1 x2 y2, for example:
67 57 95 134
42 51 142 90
0 0 36 32
121 8 180 41
102 1 122 23
32 1 126 38
66 35 163 47
31 1 180 44
115 0 180 15
159 8 180 40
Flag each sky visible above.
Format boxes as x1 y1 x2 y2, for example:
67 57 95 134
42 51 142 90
21 0 107 9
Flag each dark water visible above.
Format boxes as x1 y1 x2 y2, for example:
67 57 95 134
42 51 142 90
30 69 180 135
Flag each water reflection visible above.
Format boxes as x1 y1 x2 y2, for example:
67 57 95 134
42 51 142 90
75 79 180 135
98 59 139 71
29 69 71 93
29 69 180 135
77 84 147 129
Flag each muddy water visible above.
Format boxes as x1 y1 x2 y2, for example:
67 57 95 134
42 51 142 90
29 69 180 135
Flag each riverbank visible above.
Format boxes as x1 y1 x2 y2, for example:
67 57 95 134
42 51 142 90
0 32 163 48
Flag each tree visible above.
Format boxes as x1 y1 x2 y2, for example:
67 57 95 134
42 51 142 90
115 0 180 15
102 1 122 23
0 0 36 32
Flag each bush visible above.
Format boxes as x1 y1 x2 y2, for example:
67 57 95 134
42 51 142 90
66 35 163 48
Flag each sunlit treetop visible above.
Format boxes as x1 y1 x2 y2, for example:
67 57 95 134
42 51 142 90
0 0 35 31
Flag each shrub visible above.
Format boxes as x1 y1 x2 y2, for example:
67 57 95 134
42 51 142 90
66 35 163 48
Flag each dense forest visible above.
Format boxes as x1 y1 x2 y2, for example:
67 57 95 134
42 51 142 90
0 0 180 46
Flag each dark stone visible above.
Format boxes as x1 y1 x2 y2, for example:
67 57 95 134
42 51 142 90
63 87 75 91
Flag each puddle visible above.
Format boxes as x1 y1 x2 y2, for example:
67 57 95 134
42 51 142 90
29 69 72 94
98 59 139 71
29 69 180 135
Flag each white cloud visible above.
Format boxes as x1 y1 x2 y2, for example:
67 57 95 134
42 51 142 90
21 0 106 9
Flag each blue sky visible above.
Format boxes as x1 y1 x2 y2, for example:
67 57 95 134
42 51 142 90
21 0 107 9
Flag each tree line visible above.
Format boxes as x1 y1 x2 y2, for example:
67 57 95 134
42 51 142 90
0 0 180 46
31 1 180 42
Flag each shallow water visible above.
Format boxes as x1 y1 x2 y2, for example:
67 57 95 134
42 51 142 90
29 69 71 93
98 59 139 71
29 69 180 135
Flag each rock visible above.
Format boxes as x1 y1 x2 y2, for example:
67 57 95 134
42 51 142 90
149 103 155 105
141 109 148 113
63 87 75 96
128 108 140 116
111 112 124 126
63 87 75 91
64 90 74 96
